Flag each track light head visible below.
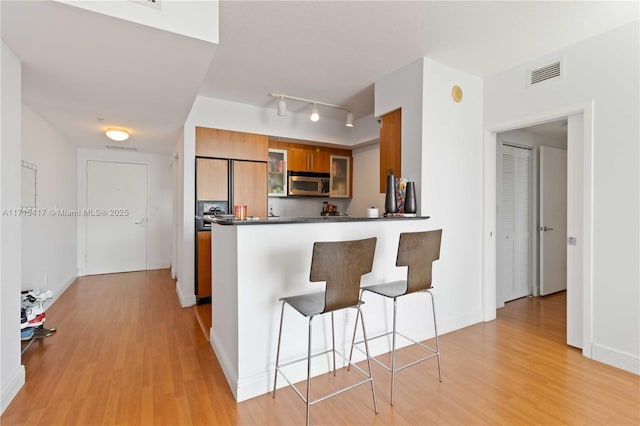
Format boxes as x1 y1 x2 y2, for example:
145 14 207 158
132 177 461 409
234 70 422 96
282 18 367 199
310 104 320 122
345 111 354 127
277 97 287 116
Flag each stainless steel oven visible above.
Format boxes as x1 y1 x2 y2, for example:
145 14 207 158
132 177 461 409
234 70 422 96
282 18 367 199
196 200 229 230
288 171 330 196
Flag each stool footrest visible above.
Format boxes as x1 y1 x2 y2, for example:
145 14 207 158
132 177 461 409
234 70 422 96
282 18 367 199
352 330 439 374
275 348 373 405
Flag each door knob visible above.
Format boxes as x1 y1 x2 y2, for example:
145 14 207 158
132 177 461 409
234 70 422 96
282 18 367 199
538 226 554 232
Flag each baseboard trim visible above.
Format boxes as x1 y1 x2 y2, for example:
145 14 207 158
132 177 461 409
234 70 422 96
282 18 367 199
210 329 239 401
1 365 25 414
591 344 640 375
175 281 196 307
149 263 170 270
48 274 77 307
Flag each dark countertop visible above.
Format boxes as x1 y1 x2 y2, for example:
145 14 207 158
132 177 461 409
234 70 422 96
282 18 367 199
199 215 429 226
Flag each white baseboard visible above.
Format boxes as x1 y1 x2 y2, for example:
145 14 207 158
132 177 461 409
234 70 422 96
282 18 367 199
47 274 77 307
210 329 239 400
1 365 25 414
175 280 196 307
591 344 640 375
149 263 170 270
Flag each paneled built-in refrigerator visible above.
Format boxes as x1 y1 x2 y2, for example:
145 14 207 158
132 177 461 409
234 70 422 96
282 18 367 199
195 157 267 303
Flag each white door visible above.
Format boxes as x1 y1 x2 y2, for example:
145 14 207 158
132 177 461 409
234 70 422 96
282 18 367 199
539 146 567 295
86 161 148 274
497 145 532 305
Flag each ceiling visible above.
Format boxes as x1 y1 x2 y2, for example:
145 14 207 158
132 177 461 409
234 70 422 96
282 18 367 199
2 1 638 154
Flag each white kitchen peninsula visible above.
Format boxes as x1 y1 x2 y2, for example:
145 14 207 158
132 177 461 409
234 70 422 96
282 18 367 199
208 216 435 402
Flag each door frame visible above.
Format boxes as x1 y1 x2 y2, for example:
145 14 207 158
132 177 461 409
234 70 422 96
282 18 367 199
79 159 150 275
482 101 594 358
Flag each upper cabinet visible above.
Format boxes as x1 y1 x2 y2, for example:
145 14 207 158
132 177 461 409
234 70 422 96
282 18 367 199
268 148 287 197
196 127 268 162
284 145 329 173
330 155 350 198
379 108 402 193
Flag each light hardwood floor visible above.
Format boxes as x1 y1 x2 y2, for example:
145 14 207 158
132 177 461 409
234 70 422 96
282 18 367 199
2 269 638 425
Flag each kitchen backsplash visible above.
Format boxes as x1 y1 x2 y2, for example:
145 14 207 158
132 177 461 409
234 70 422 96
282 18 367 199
268 197 349 218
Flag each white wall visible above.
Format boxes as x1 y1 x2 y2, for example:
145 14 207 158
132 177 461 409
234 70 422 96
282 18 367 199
374 57 485 334
485 21 639 373
1 40 24 415
76 149 172 275
374 58 424 200
420 57 485 331
347 142 385 217
56 0 219 44
21 105 77 302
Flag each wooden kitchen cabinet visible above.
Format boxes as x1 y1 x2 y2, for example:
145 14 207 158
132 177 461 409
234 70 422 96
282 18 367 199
283 145 328 172
379 108 402 193
233 160 268 218
269 139 348 174
196 127 268 162
196 231 212 300
196 158 228 201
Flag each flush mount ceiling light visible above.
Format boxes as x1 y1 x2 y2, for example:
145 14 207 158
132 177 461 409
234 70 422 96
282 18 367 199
269 92 354 127
105 128 130 141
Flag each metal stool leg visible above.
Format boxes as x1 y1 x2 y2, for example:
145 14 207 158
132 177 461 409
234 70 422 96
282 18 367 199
358 306 378 414
427 290 442 382
391 297 398 406
331 312 336 376
306 316 314 426
347 306 361 371
272 301 286 398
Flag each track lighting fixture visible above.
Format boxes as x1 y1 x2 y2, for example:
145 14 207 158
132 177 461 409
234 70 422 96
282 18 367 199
345 111 354 127
277 96 287 116
310 104 320 122
269 92 355 127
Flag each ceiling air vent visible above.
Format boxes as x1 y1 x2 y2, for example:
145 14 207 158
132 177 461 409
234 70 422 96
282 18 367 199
106 145 138 152
530 61 562 85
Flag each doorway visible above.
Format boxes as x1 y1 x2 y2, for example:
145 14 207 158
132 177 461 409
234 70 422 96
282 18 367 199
483 102 593 355
86 160 148 275
496 121 569 307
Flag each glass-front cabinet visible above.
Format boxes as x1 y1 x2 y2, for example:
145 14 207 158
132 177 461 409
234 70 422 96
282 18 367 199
330 155 350 198
268 148 287 197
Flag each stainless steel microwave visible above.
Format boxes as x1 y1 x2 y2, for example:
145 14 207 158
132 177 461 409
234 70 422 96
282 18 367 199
288 171 330 196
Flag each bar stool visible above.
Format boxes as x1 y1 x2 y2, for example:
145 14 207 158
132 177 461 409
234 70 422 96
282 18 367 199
349 229 442 405
272 237 378 426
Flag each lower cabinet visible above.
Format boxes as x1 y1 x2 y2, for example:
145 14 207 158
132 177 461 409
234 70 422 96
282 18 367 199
196 231 211 301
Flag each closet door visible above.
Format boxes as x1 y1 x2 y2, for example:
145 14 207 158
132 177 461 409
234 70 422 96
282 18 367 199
497 145 532 304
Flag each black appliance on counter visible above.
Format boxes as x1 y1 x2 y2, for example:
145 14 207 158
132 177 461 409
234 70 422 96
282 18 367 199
196 200 229 231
